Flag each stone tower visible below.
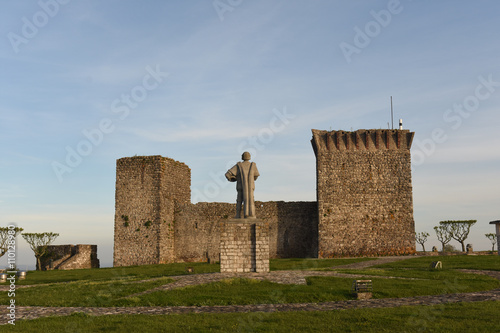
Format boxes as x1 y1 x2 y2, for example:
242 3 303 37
113 156 190 267
311 129 416 257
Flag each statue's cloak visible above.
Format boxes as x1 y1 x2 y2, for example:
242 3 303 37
226 161 260 217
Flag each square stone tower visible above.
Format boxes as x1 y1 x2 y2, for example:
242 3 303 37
113 156 190 267
311 129 416 257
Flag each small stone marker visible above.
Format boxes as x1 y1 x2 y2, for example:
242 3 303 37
185 267 194 273
466 244 473 254
352 279 373 300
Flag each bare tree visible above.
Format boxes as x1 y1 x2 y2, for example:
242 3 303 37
485 233 497 252
434 225 452 252
21 232 59 270
0 227 24 259
415 231 430 252
439 220 476 252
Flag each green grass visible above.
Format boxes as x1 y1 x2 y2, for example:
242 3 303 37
3 268 497 307
3 277 173 307
7 262 220 285
2 301 499 332
126 277 354 306
6 257 373 286
1 256 499 331
368 272 497 298
0 276 352 307
372 255 500 271
1 256 498 307
132 272 498 307
269 257 375 271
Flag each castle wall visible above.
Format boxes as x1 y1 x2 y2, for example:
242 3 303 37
173 201 317 263
113 156 190 267
311 129 416 257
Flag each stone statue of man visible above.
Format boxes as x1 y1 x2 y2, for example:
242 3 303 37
225 152 260 219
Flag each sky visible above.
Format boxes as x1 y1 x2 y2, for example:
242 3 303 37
1 0 499 269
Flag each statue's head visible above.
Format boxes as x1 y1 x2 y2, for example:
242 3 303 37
242 151 251 161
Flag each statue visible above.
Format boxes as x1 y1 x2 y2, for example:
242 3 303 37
225 152 260 218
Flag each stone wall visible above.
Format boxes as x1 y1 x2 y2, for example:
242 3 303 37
311 129 416 257
113 156 190 267
173 201 317 263
39 245 99 270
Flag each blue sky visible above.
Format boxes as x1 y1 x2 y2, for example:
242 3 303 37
1 0 499 268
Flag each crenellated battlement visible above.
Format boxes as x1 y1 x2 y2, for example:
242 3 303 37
311 129 414 154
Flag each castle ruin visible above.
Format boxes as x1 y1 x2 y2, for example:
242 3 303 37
39 244 99 270
113 129 416 267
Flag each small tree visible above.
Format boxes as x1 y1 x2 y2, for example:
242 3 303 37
415 231 430 252
485 233 497 252
21 232 59 270
0 227 24 259
440 220 476 252
434 225 452 252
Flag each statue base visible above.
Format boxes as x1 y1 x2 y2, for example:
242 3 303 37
219 218 270 273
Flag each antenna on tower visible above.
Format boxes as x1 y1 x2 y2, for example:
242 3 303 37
390 96 394 130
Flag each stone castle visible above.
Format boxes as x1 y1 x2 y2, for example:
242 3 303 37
113 129 416 267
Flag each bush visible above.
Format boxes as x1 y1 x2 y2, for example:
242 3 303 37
443 244 458 252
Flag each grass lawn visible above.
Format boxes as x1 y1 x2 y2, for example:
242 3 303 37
372 255 500 271
9 262 221 285
2 301 499 333
8 257 374 285
269 257 375 271
128 271 498 307
3 271 497 307
1 256 498 307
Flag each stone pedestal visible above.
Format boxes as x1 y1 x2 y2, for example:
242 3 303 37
220 219 269 273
